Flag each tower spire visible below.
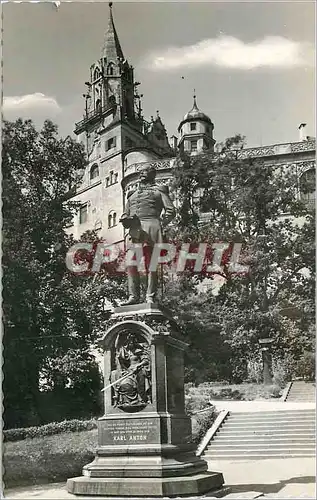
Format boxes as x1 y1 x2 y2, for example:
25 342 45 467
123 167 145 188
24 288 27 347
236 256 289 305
193 89 198 110
102 2 124 61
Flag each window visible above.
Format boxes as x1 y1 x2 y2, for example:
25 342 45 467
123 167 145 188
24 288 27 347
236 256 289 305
190 140 198 152
106 136 116 151
90 164 99 180
79 204 88 224
105 172 118 187
190 122 197 131
94 220 102 231
108 211 117 228
96 99 101 112
300 169 315 208
94 67 100 81
109 95 116 107
107 63 114 75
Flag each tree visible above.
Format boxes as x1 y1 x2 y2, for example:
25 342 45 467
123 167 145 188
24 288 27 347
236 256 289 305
2 119 104 428
166 137 315 382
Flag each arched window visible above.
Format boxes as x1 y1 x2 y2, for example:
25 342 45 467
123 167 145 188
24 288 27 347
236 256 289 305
108 210 117 228
107 63 114 75
90 164 99 180
94 67 100 81
300 169 315 209
96 99 101 112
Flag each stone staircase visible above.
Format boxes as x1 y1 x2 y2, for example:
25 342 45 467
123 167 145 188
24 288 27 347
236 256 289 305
285 380 316 402
203 409 316 460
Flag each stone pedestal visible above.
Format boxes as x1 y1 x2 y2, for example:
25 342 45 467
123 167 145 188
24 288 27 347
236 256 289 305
67 304 224 497
259 338 274 385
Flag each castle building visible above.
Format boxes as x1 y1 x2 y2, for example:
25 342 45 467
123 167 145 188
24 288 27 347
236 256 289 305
68 4 315 245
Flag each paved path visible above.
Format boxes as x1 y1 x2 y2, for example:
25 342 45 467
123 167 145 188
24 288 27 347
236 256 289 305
4 457 315 499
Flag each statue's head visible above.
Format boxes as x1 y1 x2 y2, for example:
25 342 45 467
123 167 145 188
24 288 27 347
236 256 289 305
139 166 156 183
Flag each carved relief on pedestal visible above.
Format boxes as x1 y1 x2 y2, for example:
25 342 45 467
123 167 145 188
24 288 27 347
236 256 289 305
110 328 152 412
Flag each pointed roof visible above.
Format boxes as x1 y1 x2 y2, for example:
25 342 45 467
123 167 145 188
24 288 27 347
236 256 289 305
178 92 212 131
183 93 211 123
102 3 124 62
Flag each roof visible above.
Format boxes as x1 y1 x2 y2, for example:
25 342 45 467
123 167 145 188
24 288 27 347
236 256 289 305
101 3 124 62
178 96 212 131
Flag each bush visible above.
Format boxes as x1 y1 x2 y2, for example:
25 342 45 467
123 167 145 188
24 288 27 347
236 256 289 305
280 351 315 382
4 418 97 443
247 359 263 384
191 408 219 445
272 360 289 387
296 351 316 381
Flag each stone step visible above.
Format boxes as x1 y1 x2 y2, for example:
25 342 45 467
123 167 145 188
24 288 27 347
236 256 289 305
227 415 315 422
204 452 315 460
228 410 315 416
227 409 315 414
213 437 315 444
217 430 315 437
287 393 315 396
208 440 316 451
205 446 315 455
285 382 316 402
220 423 315 431
286 397 315 401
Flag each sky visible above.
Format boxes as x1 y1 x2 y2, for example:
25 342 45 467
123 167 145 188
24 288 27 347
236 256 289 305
3 0 316 148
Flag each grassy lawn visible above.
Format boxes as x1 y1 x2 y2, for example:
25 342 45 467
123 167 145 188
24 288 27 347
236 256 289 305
4 429 97 488
185 382 283 413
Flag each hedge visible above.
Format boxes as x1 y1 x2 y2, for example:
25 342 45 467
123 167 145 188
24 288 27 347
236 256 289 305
4 418 97 442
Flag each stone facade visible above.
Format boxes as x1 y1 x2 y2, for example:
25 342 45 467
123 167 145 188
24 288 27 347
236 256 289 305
67 5 316 245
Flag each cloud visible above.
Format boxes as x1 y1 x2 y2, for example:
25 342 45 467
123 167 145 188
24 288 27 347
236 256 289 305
3 93 61 116
146 36 314 71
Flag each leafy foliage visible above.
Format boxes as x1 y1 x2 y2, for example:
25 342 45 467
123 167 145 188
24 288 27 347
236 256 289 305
165 136 315 381
2 119 105 428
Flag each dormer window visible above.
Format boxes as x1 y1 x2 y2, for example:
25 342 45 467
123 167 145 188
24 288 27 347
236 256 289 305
190 122 197 131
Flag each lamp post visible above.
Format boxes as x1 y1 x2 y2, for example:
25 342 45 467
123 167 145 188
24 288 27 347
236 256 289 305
259 338 274 384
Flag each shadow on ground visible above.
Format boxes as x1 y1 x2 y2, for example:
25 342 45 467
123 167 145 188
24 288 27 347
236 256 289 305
227 476 316 495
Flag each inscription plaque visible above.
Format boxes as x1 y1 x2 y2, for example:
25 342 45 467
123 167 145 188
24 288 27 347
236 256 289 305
99 418 160 446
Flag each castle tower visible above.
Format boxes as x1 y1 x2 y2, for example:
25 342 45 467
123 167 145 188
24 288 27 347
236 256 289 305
69 3 170 245
178 93 215 155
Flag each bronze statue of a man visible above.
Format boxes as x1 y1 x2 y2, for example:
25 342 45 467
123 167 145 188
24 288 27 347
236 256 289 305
120 166 176 305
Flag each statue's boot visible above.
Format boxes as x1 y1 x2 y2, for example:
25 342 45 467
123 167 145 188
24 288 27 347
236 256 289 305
122 267 140 305
145 271 158 304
